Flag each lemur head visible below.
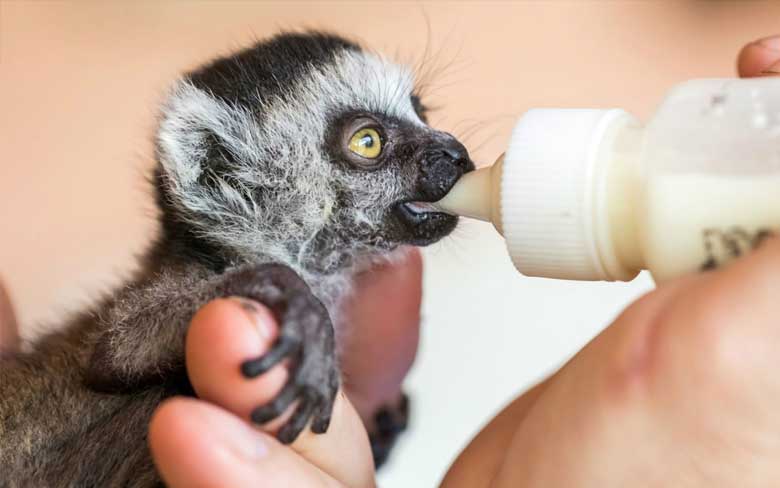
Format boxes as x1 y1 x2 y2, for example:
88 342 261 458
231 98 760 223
155 32 473 274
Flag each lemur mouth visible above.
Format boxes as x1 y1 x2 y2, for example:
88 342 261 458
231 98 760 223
393 139 474 246
393 199 459 246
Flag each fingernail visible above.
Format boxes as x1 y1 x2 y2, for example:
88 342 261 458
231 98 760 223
228 297 276 342
763 59 780 75
756 35 780 53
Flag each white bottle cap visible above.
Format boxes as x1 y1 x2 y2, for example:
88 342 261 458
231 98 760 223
502 108 634 281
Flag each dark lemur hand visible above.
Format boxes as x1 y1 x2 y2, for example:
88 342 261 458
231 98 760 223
151 250 425 488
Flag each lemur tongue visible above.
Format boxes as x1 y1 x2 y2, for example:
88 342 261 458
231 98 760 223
403 201 441 215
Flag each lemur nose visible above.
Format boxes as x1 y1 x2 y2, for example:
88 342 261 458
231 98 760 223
440 136 474 171
417 134 475 201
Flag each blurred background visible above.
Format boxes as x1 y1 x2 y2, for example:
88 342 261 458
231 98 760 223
2 1 778 486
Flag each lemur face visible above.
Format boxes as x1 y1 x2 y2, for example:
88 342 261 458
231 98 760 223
327 106 473 248
156 32 473 272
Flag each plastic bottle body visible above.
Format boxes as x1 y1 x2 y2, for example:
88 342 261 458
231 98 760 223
639 78 780 282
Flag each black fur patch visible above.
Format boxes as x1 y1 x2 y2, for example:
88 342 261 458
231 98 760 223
188 32 361 108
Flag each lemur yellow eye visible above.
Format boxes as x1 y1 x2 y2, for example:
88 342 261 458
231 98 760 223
348 128 382 159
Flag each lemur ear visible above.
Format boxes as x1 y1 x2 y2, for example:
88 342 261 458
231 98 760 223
156 81 258 190
155 81 264 223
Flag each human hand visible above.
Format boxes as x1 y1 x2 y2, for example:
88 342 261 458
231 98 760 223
442 37 780 488
149 249 423 487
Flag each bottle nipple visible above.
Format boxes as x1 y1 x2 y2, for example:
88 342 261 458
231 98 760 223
434 155 505 234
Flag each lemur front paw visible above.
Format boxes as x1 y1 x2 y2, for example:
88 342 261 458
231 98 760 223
224 264 339 444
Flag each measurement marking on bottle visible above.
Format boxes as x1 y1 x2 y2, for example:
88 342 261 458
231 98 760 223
700 227 777 271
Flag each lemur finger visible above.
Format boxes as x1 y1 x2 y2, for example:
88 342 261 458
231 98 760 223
251 379 300 424
311 392 335 434
309 369 339 434
241 335 299 378
277 391 316 444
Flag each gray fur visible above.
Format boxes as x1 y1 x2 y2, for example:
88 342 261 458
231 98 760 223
158 50 422 310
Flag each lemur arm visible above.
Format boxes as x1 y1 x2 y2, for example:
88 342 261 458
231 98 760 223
85 263 222 391
86 262 339 442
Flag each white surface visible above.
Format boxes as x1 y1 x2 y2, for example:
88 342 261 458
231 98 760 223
377 220 654 488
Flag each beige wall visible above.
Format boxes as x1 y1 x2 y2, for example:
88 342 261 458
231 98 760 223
0 1 776 326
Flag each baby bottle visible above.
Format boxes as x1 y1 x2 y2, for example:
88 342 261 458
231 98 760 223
436 78 780 283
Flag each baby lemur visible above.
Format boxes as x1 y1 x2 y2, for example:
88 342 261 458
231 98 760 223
0 31 473 486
